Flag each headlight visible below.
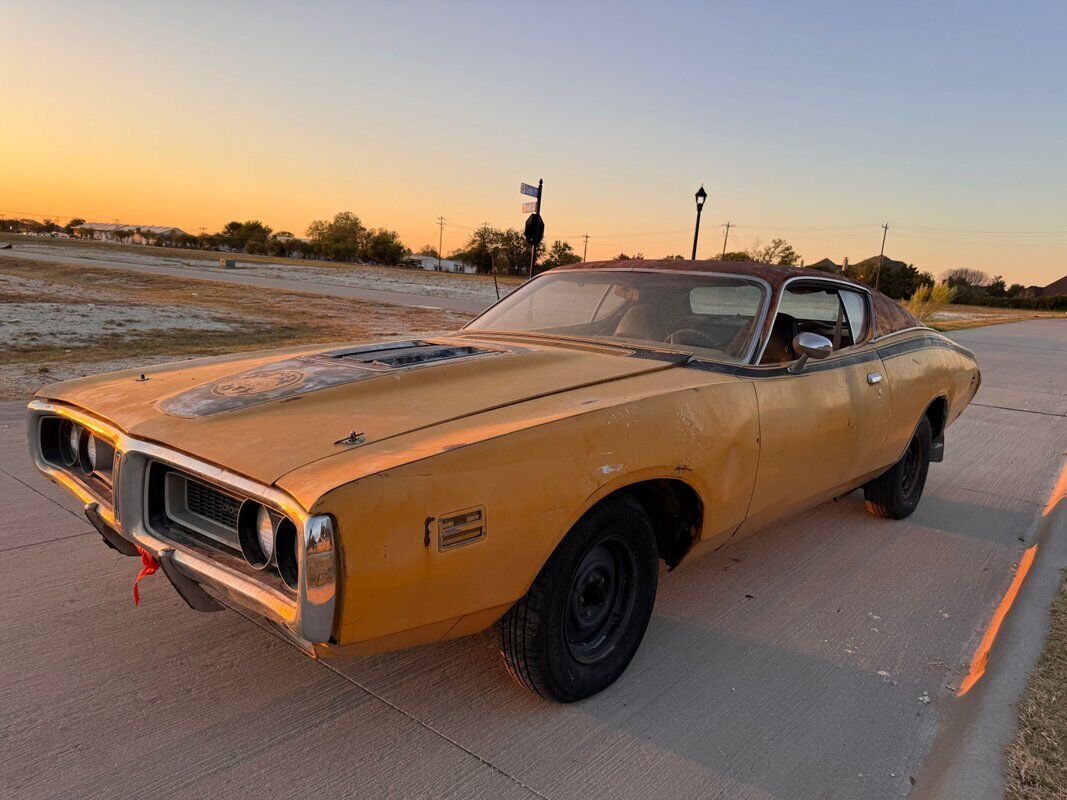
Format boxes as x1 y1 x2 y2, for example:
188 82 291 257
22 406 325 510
237 500 291 572
256 505 275 562
58 420 80 467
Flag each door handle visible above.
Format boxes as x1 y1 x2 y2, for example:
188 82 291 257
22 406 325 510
867 372 883 385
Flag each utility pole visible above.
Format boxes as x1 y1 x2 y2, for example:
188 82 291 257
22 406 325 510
721 222 733 259
581 234 590 262
874 223 889 291
436 216 445 270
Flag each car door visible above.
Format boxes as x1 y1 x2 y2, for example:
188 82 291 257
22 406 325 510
736 279 891 533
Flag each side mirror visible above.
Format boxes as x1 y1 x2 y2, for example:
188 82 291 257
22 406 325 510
787 332 833 374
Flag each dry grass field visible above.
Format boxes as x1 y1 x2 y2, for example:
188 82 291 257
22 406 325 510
0 256 472 399
927 304 1065 332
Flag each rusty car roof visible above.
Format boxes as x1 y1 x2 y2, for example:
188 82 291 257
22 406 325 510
552 258 923 339
554 258 870 291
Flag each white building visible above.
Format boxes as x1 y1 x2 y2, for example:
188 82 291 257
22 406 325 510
76 222 189 244
404 254 477 274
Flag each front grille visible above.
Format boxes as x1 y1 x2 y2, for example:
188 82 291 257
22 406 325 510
144 460 295 595
186 479 241 529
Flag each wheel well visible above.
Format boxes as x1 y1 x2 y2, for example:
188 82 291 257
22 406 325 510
617 479 703 569
924 396 948 440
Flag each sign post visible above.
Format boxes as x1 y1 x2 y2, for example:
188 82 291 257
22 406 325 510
521 179 544 278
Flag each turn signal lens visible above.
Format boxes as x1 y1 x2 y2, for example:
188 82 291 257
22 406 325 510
86 435 97 471
276 517 299 591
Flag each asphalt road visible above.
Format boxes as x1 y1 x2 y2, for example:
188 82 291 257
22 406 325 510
1 319 1065 800
0 248 488 314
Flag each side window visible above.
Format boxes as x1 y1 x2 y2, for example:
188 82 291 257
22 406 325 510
761 283 870 365
840 290 869 343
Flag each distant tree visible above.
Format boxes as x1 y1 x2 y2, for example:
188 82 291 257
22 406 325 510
747 238 801 266
451 224 533 274
63 217 85 234
663 254 686 261
941 267 991 303
541 240 582 269
1006 283 1026 298
306 211 366 261
844 258 932 300
720 251 751 262
219 220 272 252
986 275 1007 298
942 268 990 288
416 245 439 258
614 252 644 260
362 228 408 265
450 224 496 273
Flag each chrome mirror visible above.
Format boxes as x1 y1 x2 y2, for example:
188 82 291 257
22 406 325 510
787 332 833 374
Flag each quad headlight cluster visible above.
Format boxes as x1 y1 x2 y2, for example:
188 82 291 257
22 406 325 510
57 419 114 477
237 500 299 590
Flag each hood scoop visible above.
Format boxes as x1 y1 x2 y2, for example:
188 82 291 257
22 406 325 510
325 341 489 369
159 340 498 419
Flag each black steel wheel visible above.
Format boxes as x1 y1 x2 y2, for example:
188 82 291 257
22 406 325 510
499 495 659 702
864 415 932 519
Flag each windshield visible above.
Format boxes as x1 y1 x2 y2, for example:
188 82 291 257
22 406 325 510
467 270 767 363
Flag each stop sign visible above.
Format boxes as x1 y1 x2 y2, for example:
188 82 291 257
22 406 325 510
524 213 545 247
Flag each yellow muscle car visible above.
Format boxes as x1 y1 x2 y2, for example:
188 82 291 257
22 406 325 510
27 259 980 701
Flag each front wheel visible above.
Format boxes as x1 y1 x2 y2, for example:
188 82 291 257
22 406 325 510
864 416 932 519
499 495 659 702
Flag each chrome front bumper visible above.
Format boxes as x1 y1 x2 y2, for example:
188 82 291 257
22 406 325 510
27 399 337 651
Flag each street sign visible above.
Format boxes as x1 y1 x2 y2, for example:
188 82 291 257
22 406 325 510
520 182 540 198
524 213 545 246
521 201 537 213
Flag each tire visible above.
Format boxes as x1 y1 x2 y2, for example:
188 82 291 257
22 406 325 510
864 416 932 519
499 495 659 702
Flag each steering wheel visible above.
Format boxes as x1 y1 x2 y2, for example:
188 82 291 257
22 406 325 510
666 328 720 349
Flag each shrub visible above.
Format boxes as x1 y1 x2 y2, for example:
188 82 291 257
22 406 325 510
906 282 958 322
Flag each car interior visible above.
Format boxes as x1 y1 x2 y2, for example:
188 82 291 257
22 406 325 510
758 283 869 365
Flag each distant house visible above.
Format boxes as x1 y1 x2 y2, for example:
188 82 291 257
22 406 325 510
1038 275 1067 297
808 258 843 273
76 222 189 244
403 254 477 274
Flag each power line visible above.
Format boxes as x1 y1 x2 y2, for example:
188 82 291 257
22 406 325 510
721 222 732 258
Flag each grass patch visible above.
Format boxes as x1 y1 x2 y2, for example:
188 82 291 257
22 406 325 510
0 324 317 366
1006 568 1067 800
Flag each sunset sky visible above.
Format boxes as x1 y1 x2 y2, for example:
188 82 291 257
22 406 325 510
3 1 1065 285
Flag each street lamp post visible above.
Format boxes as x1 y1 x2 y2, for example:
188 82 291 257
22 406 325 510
691 185 708 260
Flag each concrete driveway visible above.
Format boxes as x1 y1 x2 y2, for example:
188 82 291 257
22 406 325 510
1 319 1064 800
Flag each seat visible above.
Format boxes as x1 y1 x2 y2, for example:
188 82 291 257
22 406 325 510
760 313 799 364
613 304 673 342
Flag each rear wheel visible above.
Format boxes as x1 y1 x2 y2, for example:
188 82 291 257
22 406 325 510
864 416 932 519
499 495 658 702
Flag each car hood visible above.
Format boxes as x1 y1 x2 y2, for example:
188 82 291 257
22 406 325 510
37 335 683 488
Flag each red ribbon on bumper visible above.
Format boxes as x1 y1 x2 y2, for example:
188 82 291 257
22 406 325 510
133 545 159 605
